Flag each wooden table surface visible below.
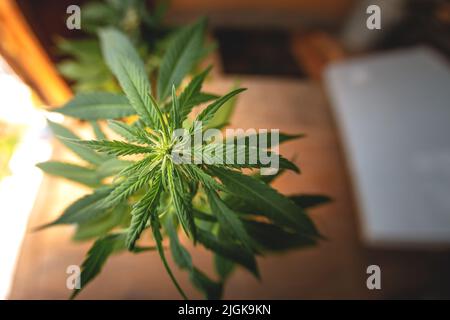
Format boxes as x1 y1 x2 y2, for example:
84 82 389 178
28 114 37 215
9 77 450 299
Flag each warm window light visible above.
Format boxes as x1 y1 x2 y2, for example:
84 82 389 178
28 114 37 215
0 57 52 299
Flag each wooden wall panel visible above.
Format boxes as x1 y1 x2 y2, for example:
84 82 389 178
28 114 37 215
0 0 71 106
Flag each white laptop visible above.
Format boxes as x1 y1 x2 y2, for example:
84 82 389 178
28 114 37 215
325 47 450 247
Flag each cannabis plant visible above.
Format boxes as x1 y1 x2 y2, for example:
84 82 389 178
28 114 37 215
37 19 329 299
57 0 173 93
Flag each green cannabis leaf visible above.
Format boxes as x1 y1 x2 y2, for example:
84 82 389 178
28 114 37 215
70 232 156 299
157 18 207 100
56 0 171 93
38 16 328 300
54 93 135 120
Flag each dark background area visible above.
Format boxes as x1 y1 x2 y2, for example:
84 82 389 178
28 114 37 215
15 0 450 79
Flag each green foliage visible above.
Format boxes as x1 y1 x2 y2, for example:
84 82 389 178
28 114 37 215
55 93 135 120
195 88 247 127
66 138 154 157
206 82 240 130
126 175 161 250
214 228 236 281
178 66 215 123
73 204 129 241
70 232 155 299
96 158 131 178
233 131 305 148
36 161 100 187
166 215 223 299
99 28 158 127
35 187 114 229
57 0 171 93
157 18 207 100
150 209 187 299
47 120 106 165
209 167 319 237
290 194 332 209
166 161 197 241
107 120 150 144
196 229 259 278
39 16 328 300
90 121 107 140
205 188 254 252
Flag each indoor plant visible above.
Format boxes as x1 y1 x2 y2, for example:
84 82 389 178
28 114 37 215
37 17 330 299
56 0 173 93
